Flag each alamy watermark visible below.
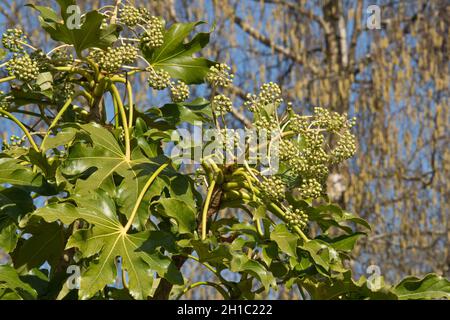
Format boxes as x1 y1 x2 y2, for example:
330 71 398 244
367 5 382 30
170 122 280 175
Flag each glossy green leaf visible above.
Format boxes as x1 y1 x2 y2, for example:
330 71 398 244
270 224 298 257
317 232 365 252
13 221 65 270
393 274 450 300
156 198 197 234
30 4 121 56
0 157 44 188
230 254 276 291
61 123 165 229
0 265 37 300
143 22 215 84
34 190 182 300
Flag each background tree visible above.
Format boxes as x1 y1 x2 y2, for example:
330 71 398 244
0 0 448 299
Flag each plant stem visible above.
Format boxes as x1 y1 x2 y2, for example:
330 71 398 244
268 202 309 242
0 76 15 83
53 66 93 82
201 179 216 240
0 109 39 152
109 83 131 161
123 161 170 233
176 282 230 300
41 91 87 151
126 81 134 128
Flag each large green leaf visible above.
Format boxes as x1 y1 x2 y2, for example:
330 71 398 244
145 98 212 131
302 270 396 300
393 274 450 300
34 190 183 300
270 224 298 257
0 157 44 188
156 198 197 234
142 22 215 84
29 3 121 56
317 233 365 252
13 221 65 271
0 265 37 300
0 187 34 253
60 123 165 229
230 254 276 291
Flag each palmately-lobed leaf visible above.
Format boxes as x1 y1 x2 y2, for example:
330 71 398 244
156 198 197 234
34 189 183 300
142 21 215 84
60 123 166 229
0 187 34 253
12 221 65 271
0 157 44 189
270 224 299 258
28 2 121 56
0 265 37 300
393 273 450 300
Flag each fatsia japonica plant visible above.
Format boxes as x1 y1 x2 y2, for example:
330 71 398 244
0 0 449 300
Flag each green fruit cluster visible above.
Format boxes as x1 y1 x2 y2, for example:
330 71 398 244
140 16 164 49
119 5 141 27
285 205 308 230
244 82 283 112
259 176 285 201
2 28 26 52
298 178 323 199
2 135 25 150
148 69 171 90
91 45 138 73
205 63 234 88
7 54 39 82
170 81 190 102
212 94 233 115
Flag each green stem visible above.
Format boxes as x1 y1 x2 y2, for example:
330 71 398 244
0 76 15 83
268 202 309 242
53 66 93 82
177 282 230 300
41 91 86 151
109 83 131 161
0 109 39 152
126 81 134 128
201 179 216 240
123 161 169 233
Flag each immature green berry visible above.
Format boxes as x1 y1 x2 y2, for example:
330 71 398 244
119 5 141 27
212 94 233 115
298 178 322 199
243 82 282 114
259 176 285 201
243 93 259 113
2 29 27 52
117 44 138 64
254 115 279 135
170 80 190 102
148 69 171 90
279 140 299 161
30 50 51 71
303 130 324 149
205 63 234 88
138 7 152 21
332 131 356 162
290 114 309 133
7 54 39 82
314 107 349 132
285 205 309 230
259 82 282 106
54 82 75 104
141 17 164 49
